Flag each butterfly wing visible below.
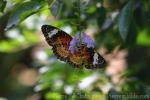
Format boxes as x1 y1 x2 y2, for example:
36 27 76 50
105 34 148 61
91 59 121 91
41 25 72 61
41 25 105 69
83 50 105 69
76 46 105 69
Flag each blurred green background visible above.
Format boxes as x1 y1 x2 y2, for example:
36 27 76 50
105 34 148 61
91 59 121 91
0 0 150 100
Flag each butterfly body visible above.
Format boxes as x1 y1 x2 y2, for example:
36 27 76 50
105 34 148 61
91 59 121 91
41 25 105 69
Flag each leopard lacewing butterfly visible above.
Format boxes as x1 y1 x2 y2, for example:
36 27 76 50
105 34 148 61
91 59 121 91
41 25 105 69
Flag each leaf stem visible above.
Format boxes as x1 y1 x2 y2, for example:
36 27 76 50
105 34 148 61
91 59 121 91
77 0 83 65
77 0 82 43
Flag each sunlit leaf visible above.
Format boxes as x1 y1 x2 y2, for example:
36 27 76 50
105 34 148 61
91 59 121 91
85 6 96 13
137 29 150 45
45 92 61 100
118 0 135 41
0 30 39 52
23 30 39 44
0 39 23 52
90 93 105 100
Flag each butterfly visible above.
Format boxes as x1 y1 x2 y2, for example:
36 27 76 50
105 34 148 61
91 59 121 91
41 25 105 69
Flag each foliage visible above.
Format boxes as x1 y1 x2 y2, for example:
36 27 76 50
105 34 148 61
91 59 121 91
0 0 150 100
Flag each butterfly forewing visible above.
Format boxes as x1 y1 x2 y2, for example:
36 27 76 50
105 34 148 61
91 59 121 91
41 25 72 61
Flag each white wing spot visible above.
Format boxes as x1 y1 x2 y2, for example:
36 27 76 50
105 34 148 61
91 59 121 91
93 53 99 65
48 29 59 38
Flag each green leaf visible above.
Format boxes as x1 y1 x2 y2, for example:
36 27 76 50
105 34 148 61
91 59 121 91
45 92 61 100
50 0 64 17
0 39 23 52
0 0 7 13
6 1 43 30
137 29 150 45
97 6 106 28
0 12 10 39
118 0 135 41
125 22 137 46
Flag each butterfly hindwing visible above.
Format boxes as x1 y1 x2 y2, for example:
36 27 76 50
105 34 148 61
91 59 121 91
41 25 105 69
79 47 105 69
